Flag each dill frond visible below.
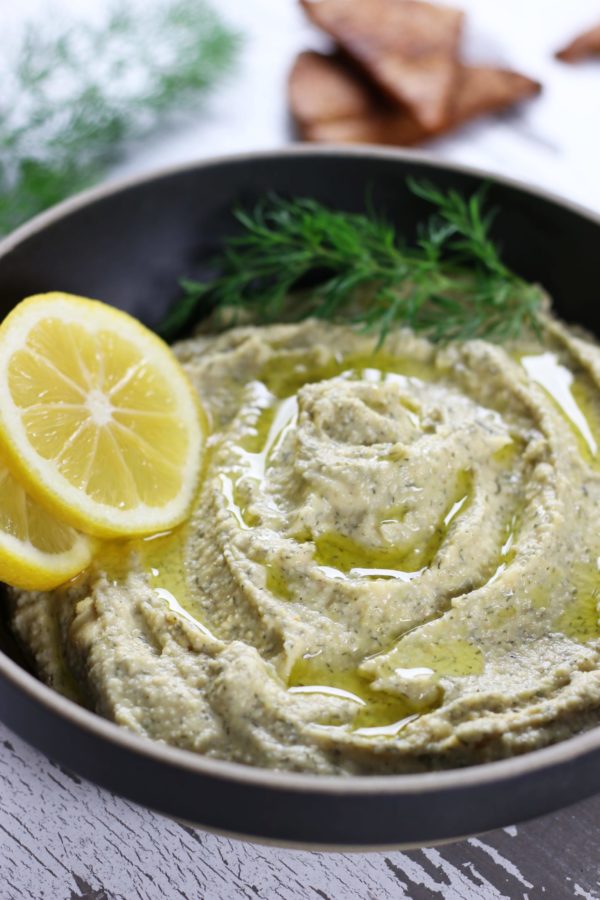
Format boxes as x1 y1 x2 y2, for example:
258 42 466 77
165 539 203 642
0 0 240 233
162 180 544 346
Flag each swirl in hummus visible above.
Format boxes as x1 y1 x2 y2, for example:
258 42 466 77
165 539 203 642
10 318 600 773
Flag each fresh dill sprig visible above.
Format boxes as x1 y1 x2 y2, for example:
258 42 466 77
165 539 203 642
162 179 544 345
0 1 240 233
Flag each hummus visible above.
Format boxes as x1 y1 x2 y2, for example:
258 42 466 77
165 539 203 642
9 318 600 774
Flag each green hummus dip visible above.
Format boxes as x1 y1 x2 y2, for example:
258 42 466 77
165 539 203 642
10 318 600 773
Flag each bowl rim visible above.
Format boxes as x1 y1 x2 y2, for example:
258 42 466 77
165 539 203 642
1 143 600 796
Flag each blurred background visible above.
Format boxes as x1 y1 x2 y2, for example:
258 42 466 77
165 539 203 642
2 0 599 227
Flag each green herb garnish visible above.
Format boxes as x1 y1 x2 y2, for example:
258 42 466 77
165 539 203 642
163 179 543 345
0 1 240 234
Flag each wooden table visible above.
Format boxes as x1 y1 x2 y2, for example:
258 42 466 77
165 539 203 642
2 0 600 896
1 721 599 898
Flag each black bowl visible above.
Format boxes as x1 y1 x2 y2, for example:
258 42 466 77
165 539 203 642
1 147 599 849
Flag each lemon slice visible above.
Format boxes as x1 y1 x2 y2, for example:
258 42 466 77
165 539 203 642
0 293 205 537
0 461 91 590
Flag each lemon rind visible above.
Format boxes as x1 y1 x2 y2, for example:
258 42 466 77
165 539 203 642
0 528 92 591
0 294 204 538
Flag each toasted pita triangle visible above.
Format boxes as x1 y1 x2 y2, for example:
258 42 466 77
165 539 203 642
289 51 376 123
299 0 463 130
289 51 541 146
556 23 600 62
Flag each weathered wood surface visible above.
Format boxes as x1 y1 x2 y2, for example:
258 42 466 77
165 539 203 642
0 720 598 899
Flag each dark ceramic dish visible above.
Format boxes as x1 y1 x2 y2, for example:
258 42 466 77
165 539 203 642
0 147 599 849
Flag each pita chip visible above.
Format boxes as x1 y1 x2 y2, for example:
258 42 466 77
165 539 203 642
288 50 377 124
289 51 541 146
299 0 463 130
556 23 600 62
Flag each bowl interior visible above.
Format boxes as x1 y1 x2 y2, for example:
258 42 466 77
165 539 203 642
2 149 599 335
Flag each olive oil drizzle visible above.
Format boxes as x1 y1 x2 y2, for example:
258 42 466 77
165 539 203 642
553 559 600 643
141 528 217 639
518 351 600 462
485 512 519 586
127 347 600 739
225 354 477 586
258 351 437 399
310 470 472 580
94 528 218 640
288 657 419 734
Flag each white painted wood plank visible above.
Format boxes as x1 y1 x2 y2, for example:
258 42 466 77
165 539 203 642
1 722 599 899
